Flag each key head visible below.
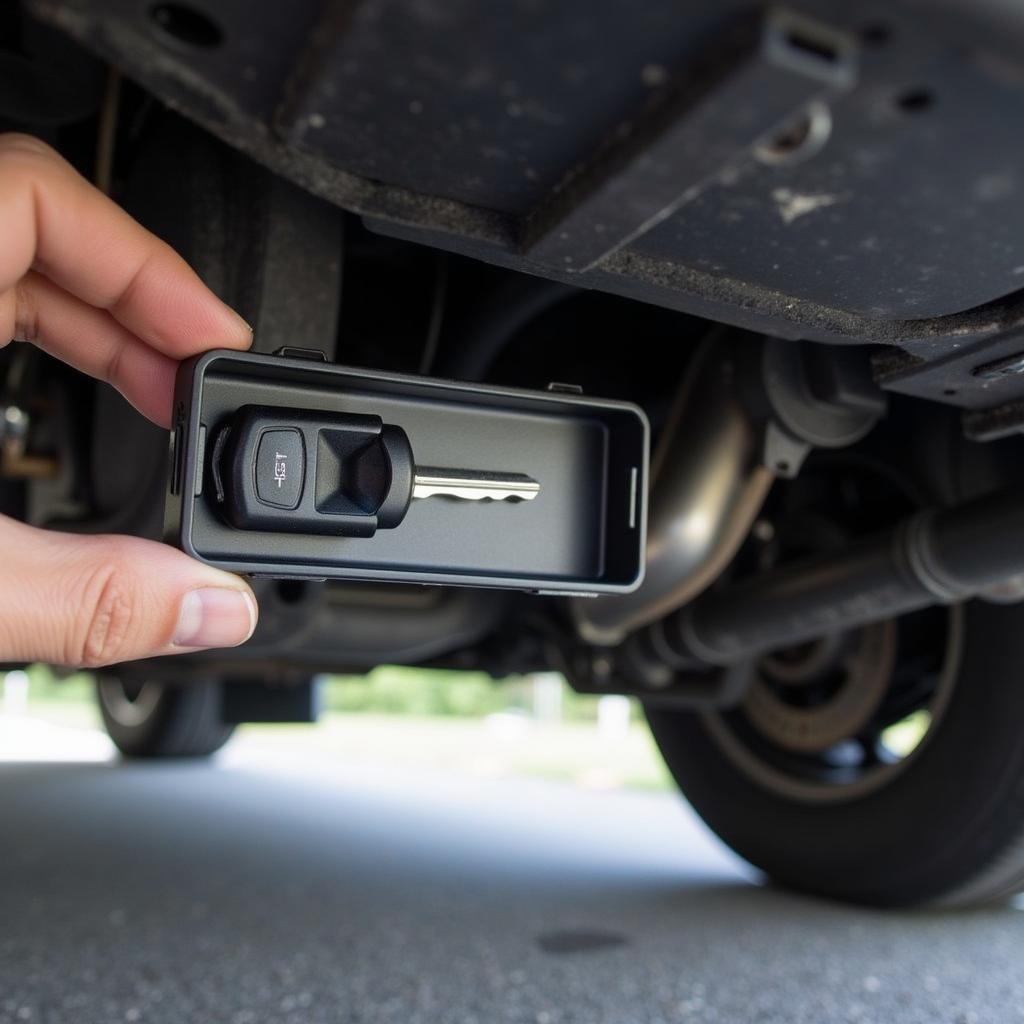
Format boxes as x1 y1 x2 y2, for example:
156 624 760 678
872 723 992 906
364 423 414 528
212 406 415 536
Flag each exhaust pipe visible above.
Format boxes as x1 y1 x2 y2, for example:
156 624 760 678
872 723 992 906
574 336 773 644
574 334 883 645
664 487 1024 667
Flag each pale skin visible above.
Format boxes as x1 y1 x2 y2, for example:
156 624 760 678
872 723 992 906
0 133 259 667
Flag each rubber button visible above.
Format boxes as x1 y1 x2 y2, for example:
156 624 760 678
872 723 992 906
255 429 304 509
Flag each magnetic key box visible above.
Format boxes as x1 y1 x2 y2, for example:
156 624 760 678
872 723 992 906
165 349 649 593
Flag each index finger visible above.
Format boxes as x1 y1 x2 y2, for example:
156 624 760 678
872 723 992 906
0 133 252 358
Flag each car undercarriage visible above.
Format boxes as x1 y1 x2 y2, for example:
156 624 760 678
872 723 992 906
7 0 1024 906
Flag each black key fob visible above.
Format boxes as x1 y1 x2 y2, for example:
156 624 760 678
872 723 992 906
210 406 414 538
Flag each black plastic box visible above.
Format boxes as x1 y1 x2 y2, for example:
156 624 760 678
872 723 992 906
165 350 648 594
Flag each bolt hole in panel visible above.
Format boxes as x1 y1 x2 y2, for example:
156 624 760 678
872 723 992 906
149 2 224 50
165 351 649 593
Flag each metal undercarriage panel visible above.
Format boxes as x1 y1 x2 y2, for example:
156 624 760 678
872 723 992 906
25 0 1024 416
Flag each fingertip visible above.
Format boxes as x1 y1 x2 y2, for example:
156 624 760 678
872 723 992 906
215 302 254 350
235 310 254 342
207 299 253 354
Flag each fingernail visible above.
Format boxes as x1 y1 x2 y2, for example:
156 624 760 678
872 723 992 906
173 588 257 649
230 308 253 335
219 302 253 340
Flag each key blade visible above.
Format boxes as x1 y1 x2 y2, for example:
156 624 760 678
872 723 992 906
412 468 540 502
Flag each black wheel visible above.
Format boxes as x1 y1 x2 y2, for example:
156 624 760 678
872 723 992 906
96 677 235 759
647 456 1024 907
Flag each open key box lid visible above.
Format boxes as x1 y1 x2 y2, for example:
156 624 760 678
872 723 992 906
165 349 649 594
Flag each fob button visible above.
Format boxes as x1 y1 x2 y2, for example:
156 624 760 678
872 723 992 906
255 429 304 509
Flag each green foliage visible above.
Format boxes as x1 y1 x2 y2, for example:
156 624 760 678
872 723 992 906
9 663 629 724
319 667 612 721
322 667 512 717
20 664 94 702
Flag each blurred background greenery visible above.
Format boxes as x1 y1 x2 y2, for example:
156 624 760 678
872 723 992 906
3 664 673 791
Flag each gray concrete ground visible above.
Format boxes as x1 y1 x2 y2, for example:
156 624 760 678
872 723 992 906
0 734 1021 1023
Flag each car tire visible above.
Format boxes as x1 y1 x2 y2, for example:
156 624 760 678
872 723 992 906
647 598 1024 907
96 677 235 759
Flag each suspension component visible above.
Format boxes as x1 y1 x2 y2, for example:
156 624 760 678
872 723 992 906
666 487 1024 667
573 335 885 644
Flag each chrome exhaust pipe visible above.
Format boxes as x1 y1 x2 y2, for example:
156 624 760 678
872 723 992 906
574 336 774 645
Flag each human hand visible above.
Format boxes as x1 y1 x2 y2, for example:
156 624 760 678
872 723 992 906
0 133 258 667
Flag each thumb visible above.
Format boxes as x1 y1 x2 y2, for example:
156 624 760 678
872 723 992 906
0 516 257 668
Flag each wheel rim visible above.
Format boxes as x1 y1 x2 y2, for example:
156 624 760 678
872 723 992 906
741 619 899 755
703 604 963 803
98 678 165 728
700 453 965 804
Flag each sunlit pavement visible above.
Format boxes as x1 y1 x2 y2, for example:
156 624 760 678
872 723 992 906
1 719 1022 1023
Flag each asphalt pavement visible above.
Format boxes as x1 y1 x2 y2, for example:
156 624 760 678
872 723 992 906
0 730 1021 1023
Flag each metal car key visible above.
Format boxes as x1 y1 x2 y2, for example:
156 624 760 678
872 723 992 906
411 468 540 503
210 405 540 538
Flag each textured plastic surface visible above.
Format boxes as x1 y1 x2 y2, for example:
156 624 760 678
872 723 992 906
165 350 648 593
